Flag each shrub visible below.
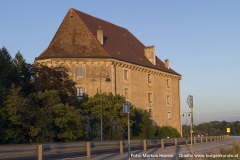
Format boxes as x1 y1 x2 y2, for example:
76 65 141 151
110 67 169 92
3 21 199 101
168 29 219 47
155 126 180 139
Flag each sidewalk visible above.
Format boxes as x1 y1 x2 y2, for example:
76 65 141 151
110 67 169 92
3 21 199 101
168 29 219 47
62 138 235 160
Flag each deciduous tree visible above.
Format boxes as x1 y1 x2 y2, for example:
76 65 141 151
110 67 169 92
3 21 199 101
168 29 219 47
32 63 76 105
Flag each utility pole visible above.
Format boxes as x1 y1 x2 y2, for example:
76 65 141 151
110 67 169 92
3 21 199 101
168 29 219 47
187 95 194 156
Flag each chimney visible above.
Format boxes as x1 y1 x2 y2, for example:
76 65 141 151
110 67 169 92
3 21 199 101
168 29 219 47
144 46 156 65
97 29 103 45
165 59 170 69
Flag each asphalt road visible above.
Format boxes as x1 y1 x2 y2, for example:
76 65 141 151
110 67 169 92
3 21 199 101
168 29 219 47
4 138 238 160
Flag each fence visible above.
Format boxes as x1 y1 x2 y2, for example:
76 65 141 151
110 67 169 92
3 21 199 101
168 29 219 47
0 135 229 159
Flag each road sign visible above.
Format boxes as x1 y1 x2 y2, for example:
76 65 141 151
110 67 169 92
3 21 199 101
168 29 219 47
186 95 193 108
123 102 130 113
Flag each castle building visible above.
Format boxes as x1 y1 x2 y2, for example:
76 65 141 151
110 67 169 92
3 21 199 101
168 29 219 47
35 8 182 133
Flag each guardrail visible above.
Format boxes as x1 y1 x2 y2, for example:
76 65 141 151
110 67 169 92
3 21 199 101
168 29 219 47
0 135 229 159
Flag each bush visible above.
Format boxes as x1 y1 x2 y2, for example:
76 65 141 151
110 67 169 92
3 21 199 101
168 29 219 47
155 126 180 139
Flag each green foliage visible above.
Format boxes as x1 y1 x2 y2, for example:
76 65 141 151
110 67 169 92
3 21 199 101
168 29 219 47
0 87 86 144
32 63 76 105
81 92 129 140
106 129 123 141
131 108 156 139
52 103 86 142
0 47 86 144
0 47 15 106
80 92 157 140
26 90 86 143
0 84 28 144
183 121 240 137
155 126 180 139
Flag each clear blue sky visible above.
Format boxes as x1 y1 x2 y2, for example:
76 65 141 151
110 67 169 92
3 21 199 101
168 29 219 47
1 1 240 125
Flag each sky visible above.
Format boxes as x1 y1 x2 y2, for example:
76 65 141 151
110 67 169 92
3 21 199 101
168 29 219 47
1 1 240 125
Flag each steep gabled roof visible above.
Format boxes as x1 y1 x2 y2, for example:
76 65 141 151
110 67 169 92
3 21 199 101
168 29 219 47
37 8 180 76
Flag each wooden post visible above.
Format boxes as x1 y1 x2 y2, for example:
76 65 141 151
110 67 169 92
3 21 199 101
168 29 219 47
200 137 202 144
210 136 212 142
86 142 91 158
161 139 164 149
38 145 43 160
119 141 123 154
174 138 177 147
143 139 147 151
194 137 196 144
206 136 208 143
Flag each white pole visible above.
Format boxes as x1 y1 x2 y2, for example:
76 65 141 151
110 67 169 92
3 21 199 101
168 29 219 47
190 112 193 157
128 111 130 160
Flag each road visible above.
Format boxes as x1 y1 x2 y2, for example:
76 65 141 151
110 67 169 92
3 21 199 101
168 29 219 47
5 138 238 160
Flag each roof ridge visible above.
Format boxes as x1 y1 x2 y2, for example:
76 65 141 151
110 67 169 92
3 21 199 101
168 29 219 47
71 8 112 58
71 8 146 48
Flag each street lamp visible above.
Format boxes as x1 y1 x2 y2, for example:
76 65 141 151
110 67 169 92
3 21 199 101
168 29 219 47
182 112 190 137
123 101 131 160
182 112 190 126
100 70 111 141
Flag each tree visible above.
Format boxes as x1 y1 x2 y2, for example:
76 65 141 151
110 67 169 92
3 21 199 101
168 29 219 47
12 50 26 72
12 51 33 96
52 103 86 142
81 92 157 140
0 47 15 106
155 126 180 139
26 90 86 143
81 92 129 140
32 63 76 105
0 84 28 144
131 108 156 139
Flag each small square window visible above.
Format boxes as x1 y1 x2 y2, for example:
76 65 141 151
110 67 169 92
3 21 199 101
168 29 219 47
76 68 83 76
77 87 83 99
148 74 151 83
124 70 129 80
148 93 153 103
124 88 129 99
168 112 171 120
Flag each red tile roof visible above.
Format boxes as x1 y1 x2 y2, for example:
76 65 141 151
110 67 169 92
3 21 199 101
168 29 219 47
37 8 180 76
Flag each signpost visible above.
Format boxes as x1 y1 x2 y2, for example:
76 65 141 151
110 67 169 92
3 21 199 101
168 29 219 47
226 128 230 136
123 102 130 160
186 95 193 156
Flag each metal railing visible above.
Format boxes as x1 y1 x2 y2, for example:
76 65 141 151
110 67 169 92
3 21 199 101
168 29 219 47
0 135 229 159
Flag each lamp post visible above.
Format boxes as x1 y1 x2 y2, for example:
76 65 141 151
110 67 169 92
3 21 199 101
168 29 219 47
123 101 131 160
182 112 190 126
182 112 190 138
100 70 111 141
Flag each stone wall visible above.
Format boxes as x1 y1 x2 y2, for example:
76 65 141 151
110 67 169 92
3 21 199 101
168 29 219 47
35 58 181 133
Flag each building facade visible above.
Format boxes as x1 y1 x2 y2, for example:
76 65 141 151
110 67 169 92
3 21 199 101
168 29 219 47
35 8 182 133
